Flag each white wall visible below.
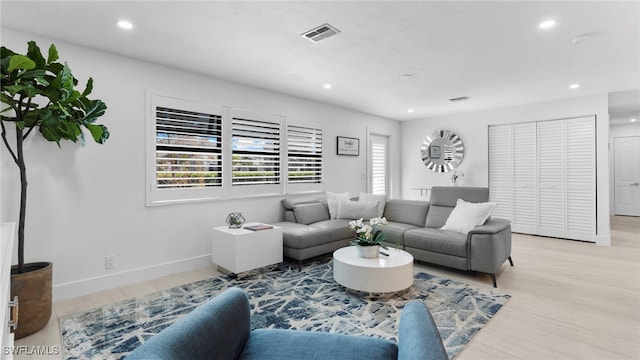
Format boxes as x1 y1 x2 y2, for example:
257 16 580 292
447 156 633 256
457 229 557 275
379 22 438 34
0 29 400 300
609 122 640 214
400 94 611 245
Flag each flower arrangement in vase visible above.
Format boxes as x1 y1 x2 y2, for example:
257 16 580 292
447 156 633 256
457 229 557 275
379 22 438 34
349 217 388 258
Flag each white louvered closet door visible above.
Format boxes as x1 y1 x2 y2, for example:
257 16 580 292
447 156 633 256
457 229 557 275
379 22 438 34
512 123 537 234
488 125 513 222
488 116 596 242
537 120 566 238
565 116 596 241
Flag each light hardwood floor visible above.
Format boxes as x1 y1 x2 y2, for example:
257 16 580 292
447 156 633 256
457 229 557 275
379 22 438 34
15 216 640 359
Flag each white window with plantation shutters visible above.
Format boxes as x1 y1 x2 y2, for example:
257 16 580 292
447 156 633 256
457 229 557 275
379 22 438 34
229 108 283 196
147 93 323 204
146 94 224 205
286 122 323 192
369 134 389 196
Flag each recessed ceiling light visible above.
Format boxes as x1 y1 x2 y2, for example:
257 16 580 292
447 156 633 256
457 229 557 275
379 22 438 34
400 74 414 80
539 20 556 29
323 84 332 89
117 20 133 30
407 109 414 113
631 118 638 123
569 83 580 89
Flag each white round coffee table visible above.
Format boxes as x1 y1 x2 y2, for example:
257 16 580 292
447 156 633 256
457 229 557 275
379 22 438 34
333 247 414 293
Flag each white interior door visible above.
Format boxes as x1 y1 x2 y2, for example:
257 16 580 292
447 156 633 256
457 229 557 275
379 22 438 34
614 136 640 216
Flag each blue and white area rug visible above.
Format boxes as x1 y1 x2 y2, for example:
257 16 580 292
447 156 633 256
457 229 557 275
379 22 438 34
60 256 510 360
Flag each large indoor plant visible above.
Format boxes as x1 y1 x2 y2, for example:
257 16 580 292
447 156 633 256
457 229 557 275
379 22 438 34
1 41 109 338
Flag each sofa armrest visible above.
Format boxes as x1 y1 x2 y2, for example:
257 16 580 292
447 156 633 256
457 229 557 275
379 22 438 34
467 219 512 275
468 218 510 235
398 301 448 360
125 287 251 360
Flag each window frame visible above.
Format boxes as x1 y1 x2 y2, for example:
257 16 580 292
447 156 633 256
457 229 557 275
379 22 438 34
146 93 226 206
146 92 324 206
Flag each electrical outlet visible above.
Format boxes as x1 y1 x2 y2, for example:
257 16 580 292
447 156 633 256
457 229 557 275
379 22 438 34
105 255 115 269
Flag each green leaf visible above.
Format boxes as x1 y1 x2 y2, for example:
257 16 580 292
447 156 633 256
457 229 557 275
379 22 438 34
1 46 17 59
82 99 107 124
27 41 46 69
81 77 93 97
47 62 63 75
85 123 109 144
7 55 36 72
47 44 58 64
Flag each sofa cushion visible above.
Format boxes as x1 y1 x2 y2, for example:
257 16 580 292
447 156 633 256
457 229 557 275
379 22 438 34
278 220 353 249
429 186 489 207
327 192 350 218
281 196 327 210
240 329 398 360
383 199 430 227
441 198 497 234
292 203 330 225
404 228 468 257
425 187 490 228
382 222 419 247
359 192 387 217
336 199 380 220
424 205 454 229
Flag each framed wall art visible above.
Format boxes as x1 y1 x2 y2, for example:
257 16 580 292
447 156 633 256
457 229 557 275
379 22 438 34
337 136 359 156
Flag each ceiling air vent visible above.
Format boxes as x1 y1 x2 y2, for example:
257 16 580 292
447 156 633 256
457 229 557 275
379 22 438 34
302 23 341 43
448 96 470 102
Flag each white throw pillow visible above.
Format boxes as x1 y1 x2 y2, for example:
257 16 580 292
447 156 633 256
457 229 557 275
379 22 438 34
336 199 380 220
359 192 387 217
326 192 350 219
441 198 497 234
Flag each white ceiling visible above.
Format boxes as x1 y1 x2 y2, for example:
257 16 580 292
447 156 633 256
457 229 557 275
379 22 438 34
1 1 639 121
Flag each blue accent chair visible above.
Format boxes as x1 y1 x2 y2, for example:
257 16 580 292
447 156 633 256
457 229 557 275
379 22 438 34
125 287 449 360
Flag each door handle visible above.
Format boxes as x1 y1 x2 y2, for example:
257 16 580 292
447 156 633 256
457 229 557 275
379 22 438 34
632 182 639 186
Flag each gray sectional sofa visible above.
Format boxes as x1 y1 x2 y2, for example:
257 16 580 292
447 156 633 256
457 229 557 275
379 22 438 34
274 186 513 287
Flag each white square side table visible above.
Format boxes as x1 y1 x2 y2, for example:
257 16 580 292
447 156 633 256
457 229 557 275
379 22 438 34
212 222 283 274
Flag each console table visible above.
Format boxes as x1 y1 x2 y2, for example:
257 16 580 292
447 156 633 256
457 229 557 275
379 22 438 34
212 223 283 274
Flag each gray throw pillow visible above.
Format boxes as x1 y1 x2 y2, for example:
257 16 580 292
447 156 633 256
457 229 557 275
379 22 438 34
292 203 330 225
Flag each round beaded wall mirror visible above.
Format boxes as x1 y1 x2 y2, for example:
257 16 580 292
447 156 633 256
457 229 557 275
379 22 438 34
420 129 464 172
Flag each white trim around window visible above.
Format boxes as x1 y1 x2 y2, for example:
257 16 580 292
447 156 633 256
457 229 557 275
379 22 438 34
145 92 324 206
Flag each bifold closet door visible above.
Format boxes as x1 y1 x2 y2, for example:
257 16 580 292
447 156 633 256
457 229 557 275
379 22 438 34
488 125 513 222
512 123 537 234
537 120 566 238
488 116 596 242
565 117 596 241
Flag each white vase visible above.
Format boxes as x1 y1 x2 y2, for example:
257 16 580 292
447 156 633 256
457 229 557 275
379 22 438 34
356 245 380 258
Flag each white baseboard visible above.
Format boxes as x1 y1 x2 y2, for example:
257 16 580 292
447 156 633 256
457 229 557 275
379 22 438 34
53 254 212 301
